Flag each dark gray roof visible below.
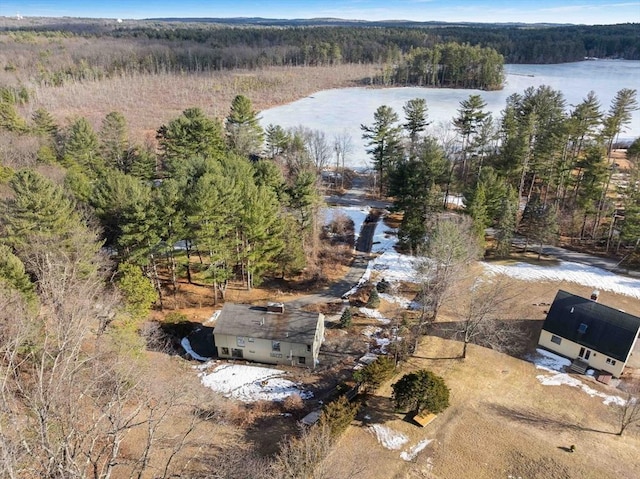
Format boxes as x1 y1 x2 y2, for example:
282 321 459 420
213 303 321 345
542 290 640 361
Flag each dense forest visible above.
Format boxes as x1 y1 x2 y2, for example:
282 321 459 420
360 88 639 259
0 20 638 82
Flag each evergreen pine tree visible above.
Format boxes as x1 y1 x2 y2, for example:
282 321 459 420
225 95 264 158
339 308 352 328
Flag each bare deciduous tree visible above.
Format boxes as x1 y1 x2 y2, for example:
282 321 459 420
454 276 526 359
414 214 482 337
333 131 353 189
304 128 332 173
615 386 640 436
272 424 334 479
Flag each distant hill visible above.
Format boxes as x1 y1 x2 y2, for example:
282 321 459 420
144 16 574 28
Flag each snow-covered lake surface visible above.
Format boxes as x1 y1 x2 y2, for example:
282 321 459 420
261 60 640 168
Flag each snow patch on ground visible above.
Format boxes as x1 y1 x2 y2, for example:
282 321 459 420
371 217 397 254
400 439 433 461
324 206 370 244
199 363 312 402
361 326 396 353
204 309 221 325
359 307 391 324
371 250 421 284
380 292 421 310
536 372 626 406
530 348 571 373
368 424 409 450
483 260 640 299
530 349 625 406
362 326 383 338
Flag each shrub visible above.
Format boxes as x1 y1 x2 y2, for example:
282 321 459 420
319 395 359 438
376 278 391 294
353 356 396 394
366 288 380 308
283 393 305 413
164 311 188 324
339 307 352 328
391 369 450 415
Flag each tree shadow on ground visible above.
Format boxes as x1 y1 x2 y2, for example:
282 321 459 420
356 393 402 425
244 413 300 456
420 319 543 361
489 403 615 435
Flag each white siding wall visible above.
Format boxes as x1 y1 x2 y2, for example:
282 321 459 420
539 330 626 377
215 334 315 367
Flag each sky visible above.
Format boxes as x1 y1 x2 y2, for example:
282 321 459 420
0 1 638 25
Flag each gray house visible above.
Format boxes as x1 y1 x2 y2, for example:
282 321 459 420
213 302 325 368
538 290 640 378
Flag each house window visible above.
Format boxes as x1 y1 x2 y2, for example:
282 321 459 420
307 344 312 352
577 323 588 334
221 347 229 356
606 358 617 365
298 356 306 365
248 337 255 343
272 341 281 352
551 335 562 345
237 337 245 347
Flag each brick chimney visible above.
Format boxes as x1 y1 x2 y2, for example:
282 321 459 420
267 302 285 313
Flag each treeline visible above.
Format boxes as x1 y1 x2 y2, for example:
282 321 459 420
112 22 640 64
1 22 637 86
6 21 638 64
361 87 639 258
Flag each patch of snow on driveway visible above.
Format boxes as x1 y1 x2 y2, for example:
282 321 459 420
368 424 408 450
199 363 312 402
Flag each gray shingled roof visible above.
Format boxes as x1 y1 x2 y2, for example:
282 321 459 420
542 290 640 361
213 303 321 345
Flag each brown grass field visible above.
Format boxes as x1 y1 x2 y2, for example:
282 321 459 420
16 63 382 143
320 273 640 479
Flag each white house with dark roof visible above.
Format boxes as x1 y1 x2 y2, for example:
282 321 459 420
213 302 324 368
538 290 640 378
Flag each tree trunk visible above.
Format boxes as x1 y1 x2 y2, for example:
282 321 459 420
185 240 193 284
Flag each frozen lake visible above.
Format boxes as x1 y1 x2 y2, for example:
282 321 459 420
260 60 640 168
